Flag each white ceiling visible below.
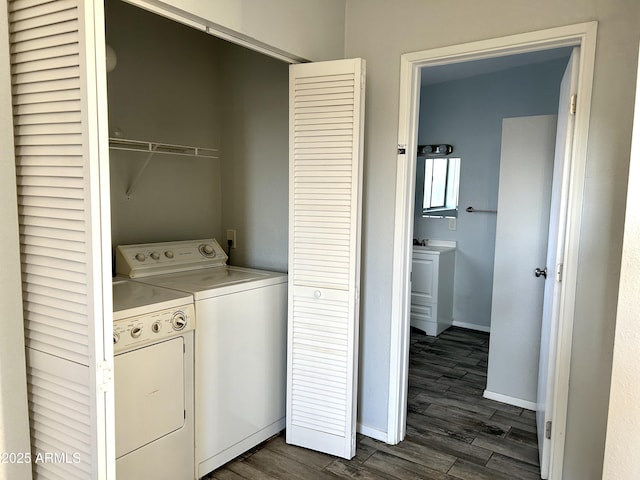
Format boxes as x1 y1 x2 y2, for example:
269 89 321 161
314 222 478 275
421 46 573 86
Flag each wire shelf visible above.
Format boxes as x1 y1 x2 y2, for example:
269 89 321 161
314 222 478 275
109 138 218 158
108 138 219 199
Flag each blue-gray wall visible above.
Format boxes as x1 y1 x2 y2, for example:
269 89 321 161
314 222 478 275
414 57 569 330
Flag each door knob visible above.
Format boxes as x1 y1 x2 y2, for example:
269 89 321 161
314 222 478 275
535 267 548 278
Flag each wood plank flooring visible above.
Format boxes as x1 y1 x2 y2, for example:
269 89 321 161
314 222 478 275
205 327 542 480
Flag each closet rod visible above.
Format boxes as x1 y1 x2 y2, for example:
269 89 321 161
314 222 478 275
466 206 497 214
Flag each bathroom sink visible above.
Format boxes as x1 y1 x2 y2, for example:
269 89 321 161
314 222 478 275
413 244 456 254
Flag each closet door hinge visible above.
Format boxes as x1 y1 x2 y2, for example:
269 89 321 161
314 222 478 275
97 361 113 393
545 420 552 440
556 263 564 282
570 94 577 115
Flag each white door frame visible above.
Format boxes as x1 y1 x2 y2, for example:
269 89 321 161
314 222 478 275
389 22 597 478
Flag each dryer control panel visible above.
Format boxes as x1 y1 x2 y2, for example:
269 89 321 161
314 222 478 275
113 304 195 353
116 238 228 278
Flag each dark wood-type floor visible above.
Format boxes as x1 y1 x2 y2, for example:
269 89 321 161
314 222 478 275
206 327 542 480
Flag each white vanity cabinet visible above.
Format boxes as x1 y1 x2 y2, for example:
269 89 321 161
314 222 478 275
411 246 455 336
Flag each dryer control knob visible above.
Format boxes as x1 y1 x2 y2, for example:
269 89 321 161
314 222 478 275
165 250 174 259
150 251 160 260
135 253 146 262
171 312 187 331
113 332 120 344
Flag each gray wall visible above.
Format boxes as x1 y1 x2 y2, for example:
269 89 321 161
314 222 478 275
106 0 223 248
415 58 568 331
602 50 640 478
218 42 289 272
106 0 288 272
344 0 639 477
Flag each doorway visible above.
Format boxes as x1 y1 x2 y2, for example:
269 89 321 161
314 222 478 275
389 22 597 480
413 50 571 337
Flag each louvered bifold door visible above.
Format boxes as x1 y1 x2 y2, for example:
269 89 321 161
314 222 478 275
8 0 114 478
287 58 365 459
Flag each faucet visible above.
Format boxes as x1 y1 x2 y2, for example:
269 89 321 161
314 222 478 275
413 238 428 246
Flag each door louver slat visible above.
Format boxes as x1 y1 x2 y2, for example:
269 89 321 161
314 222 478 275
11 19 79 45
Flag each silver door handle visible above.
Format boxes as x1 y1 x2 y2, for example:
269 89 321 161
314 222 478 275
535 267 548 278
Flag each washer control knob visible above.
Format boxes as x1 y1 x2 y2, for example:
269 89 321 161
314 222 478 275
171 312 187 331
151 321 161 333
113 332 120 344
131 326 142 338
199 243 216 257
165 250 174 259
135 253 146 262
150 251 160 260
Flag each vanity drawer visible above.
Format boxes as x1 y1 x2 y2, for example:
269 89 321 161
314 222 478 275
410 303 434 321
411 292 433 308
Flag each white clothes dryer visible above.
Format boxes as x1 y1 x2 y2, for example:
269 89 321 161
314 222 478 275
116 239 287 478
112 279 195 480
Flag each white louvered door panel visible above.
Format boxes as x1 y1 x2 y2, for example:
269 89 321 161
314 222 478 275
8 0 114 478
287 58 365 459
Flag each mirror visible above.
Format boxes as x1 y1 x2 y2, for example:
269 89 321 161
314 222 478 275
422 157 460 218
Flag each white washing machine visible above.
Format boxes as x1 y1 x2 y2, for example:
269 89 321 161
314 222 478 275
112 279 195 480
115 239 287 479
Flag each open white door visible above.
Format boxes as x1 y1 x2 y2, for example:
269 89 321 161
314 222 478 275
8 1 115 478
287 58 365 459
537 47 580 479
487 114 557 405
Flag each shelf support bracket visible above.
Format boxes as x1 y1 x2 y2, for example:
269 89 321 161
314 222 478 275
125 143 158 199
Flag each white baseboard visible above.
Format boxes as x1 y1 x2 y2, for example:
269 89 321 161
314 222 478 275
483 390 537 411
356 422 388 443
452 320 491 333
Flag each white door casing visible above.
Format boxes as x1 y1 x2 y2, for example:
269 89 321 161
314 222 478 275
537 47 580 479
287 58 365 459
390 23 598 479
8 0 114 478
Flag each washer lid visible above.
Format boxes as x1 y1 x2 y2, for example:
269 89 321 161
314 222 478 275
134 265 286 299
112 279 192 321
